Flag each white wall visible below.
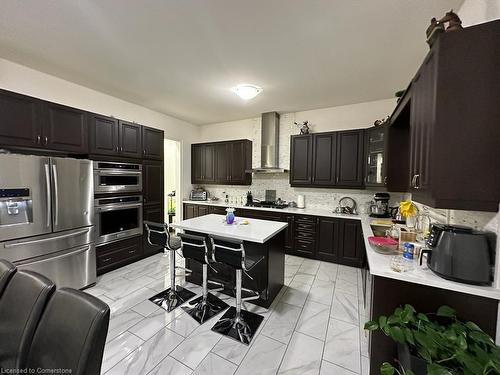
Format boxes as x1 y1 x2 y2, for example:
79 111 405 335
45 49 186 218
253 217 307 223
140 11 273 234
0 58 198 197
458 0 500 26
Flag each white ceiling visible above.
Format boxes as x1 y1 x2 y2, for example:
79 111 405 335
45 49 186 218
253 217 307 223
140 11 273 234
0 0 463 125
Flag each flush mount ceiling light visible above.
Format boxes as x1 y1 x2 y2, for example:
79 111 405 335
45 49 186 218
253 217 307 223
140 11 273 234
231 84 262 100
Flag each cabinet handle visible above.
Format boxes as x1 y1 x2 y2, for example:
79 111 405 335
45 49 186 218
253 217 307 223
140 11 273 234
411 174 416 188
128 250 135 254
384 176 387 185
414 174 420 189
102 257 112 263
120 146 123 152
143 149 146 155
37 135 41 144
44 136 48 145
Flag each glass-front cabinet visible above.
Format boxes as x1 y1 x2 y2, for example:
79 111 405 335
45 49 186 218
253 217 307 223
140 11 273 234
365 125 388 187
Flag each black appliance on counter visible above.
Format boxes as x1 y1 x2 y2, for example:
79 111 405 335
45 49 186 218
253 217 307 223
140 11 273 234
420 224 494 285
369 192 390 218
246 200 288 209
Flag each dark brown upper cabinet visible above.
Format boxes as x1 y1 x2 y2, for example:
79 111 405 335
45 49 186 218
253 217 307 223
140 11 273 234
0 89 43 148
119 121 142 158
142 126 164 160
390 20 500 211
89 114 119 156
192 139 252 185
290 135 313 185
43 102 88 153
0 89 88 153
143 160 163 206
290 130 364 188
364 124 388 188
312 133 337 186
336 130 364 187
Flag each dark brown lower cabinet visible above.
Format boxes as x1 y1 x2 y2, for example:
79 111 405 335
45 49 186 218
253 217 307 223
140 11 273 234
317 217 340 262
96 236 143 274
338 219 365 267
198 205 209 217
183 203 210 219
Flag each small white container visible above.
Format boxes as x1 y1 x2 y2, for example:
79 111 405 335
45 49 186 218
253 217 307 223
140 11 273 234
297 195 305 208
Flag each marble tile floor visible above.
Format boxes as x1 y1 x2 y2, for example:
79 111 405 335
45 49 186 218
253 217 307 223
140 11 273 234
84 252 370 375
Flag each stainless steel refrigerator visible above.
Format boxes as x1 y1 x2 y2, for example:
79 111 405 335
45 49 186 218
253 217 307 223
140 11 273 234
0 153 96 289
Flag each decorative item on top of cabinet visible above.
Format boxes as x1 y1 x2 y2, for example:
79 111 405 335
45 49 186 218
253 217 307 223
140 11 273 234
142 126 164 160
191 139 251 185
294 120 310 134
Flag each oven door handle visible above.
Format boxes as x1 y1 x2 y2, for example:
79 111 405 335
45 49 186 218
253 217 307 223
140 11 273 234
95 203 143 212
95 170 142 176
3 229 91 248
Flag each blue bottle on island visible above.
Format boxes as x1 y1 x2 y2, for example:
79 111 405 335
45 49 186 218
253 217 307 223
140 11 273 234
226 207 235 224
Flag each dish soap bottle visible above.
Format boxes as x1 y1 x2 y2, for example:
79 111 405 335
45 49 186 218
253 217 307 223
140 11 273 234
226 207 235 224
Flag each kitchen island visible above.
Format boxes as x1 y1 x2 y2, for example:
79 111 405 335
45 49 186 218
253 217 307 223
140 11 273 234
171 214 288 308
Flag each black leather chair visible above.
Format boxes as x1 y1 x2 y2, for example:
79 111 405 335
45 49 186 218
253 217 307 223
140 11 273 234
178 233 228 324
144 221 195 311
0 259 16 297
25 288 110 375
209 235 264 345
0 270 55 369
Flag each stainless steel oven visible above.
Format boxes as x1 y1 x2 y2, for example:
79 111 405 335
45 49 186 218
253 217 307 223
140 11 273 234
93 161 142 194
94 195 143 245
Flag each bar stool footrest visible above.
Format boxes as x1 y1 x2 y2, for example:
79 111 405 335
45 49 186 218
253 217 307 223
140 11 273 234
211 306 264 345
149 286 196 312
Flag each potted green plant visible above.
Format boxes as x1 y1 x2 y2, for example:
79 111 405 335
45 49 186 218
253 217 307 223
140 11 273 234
364 304 500 375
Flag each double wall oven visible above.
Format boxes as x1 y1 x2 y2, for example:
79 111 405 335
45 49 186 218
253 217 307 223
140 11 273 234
93 161 143 246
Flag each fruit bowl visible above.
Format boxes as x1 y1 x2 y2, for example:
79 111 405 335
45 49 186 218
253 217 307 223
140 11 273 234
368 236 399 255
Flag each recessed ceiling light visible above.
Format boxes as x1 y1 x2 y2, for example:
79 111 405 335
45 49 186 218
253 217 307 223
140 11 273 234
231 84 262 100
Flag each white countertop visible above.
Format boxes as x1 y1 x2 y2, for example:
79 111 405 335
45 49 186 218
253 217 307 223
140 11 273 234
183 200 500 300
171 213 288 243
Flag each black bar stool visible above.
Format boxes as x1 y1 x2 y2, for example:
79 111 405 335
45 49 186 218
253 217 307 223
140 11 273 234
209 235 264 345
144 221 195 312
178 233 229 324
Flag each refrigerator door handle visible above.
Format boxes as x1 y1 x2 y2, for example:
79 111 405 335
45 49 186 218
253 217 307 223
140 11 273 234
3 228 90 248
44 163 51 228
52 163 59 227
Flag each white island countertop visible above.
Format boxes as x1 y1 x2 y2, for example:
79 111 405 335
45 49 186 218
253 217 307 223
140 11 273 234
182 200 500 300
171 214 288 243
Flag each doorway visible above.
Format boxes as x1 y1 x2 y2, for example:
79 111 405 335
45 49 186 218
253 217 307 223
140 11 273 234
164 139 181 227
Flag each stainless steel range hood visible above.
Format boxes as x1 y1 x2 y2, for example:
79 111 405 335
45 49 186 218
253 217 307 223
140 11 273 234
246 112 288 173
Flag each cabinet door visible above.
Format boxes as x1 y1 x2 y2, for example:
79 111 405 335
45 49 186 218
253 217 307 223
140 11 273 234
143 160 163 206
202 144 216 183
198 205 209 217
191 144 204 184
143 204 164 256
0 89 42 148
336 130 364 187
283 214 295 254
142 126 164 160
365 126 387 187
184 204 198 219
209 205 227 215
89 114 119 155
119 121 142 158
215 143 229 184
312 133 337 186
409 51 436 197
43 102 88 153
229 141 248 184
317 217 340 262
338 220 364 267
290 135 313 185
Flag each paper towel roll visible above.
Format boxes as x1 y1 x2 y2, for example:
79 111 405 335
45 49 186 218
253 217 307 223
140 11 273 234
297 194 305 208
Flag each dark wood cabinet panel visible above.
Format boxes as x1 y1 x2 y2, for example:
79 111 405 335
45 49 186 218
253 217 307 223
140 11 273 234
43 102 88 153
215 143 229 183
338 219 365 267
96 236 142 274
0 89 42 148
290 135 313 185
283 214 295 254
198 205 210 217
142 126 164 160
184 204 198 219
312 133 337 186
119 121 142 158
143 160 163 206
317 217 340 262
143 204 164 256
209 205 227 215
192 140 251 185
89 114 119 155
336 130 365 187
